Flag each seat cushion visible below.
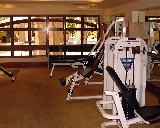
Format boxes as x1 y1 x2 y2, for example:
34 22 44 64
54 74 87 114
78 67 94 78
136 105 160 121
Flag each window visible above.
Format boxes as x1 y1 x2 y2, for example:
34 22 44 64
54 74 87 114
0 15 100 57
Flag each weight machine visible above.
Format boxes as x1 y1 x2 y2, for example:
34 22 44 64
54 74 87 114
58 21 114 86
60 46 104 100
96 66 160 128
103 37 147 107
59 21 128 100
96 37 147 127
49 21 117 77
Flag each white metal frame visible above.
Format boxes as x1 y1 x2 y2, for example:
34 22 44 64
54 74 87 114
65 44 105 100
96 91 148 128
65 48 104 100
50 61 85 77
104 37 147 111
66 70 103 100
103 36 124 110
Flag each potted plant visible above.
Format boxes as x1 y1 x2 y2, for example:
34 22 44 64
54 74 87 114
0 31 6 43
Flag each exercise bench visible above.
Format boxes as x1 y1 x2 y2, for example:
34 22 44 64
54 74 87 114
60 47 104 100
48 45 93 77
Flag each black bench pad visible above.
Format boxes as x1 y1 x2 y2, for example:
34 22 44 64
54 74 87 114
136 105 160 121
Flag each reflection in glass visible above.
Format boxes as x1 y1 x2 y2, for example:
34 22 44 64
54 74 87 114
66 17 81 28
84 31 98 44
13 17 28 28
32 50 46 56
14 51 29 56
49 51 63 55
31 16 46 28
49 31 63 45
33 30 46 45
14 31 29 45
66 31 81 45
0 15 100 57
66 52 81 55
49 17 63 28
0 31 11 44
0 51 11 56
84 17 98 28
0 17 10 28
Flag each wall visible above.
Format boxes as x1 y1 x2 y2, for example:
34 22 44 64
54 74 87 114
104 0 160 21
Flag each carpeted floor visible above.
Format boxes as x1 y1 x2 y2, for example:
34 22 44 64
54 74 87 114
0 66 159 128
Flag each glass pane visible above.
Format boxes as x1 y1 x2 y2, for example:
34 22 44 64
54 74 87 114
116 17 125 21
153 31 159 44
14 51 29 56
31 16 46 28
49 17 63 28
85 31 98 44
66 52 81 55
66 17 81 28
31 31 35 42
84 17 98 28
13 17 28 28
66 31 81 45
0 17 10 28
49 51 63 55
33 30 46 45
0 30 11 44
32 50 46 56
83 51 96 55
82 44 95 55
14 31 29 45
64 45 82 55
49 31 63 45
0 51 11 56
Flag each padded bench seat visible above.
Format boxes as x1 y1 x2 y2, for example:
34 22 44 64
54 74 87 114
49 55 91 62
49 55 93 67
49 55 92 77
51 60 76 63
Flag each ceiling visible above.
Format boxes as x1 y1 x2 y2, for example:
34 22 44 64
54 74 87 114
0 0 140 10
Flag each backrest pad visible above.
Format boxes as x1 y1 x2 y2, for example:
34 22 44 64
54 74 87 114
106 66 140 110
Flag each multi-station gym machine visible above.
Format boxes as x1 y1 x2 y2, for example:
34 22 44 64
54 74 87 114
96 35 148 127
59 21 131 101
104 36 147 106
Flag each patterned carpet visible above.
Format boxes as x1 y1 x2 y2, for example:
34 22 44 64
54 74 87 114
0 67 159 128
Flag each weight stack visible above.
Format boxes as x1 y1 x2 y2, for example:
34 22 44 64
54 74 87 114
122 87 136 120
